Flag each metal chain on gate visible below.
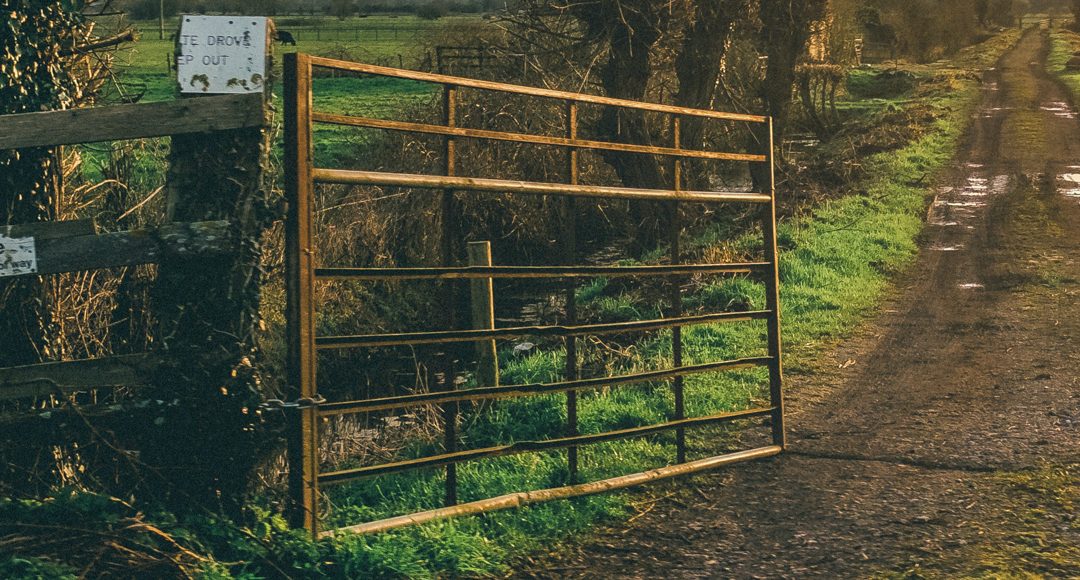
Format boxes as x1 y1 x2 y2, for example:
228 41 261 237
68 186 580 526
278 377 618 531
259 394 326 411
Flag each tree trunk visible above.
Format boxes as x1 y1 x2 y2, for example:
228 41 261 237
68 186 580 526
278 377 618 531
753 0 828 188
140 22 277 514
674 1 748 143
574 0 667 255
674 0 750 191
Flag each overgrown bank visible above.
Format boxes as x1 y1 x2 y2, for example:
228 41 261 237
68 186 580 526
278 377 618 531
1049 26 1080 96
1 30 1021 580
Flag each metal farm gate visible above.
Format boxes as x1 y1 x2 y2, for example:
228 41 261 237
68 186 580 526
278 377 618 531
283 53 786 537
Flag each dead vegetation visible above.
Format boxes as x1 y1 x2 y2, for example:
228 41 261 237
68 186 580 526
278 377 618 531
0 493 209 578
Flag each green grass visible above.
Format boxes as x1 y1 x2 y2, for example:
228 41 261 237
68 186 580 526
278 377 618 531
1049 28 1080 99
309 76 438 166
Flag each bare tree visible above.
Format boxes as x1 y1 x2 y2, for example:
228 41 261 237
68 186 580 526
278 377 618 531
502 0 823 251
759 0 828 141
675 0 753 158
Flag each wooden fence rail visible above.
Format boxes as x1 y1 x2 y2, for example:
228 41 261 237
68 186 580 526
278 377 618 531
0 354 159 402
0 93 263 150
2 220 230 278
0 89 267 402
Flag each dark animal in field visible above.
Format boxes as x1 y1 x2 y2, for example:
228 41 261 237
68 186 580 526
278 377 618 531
276 30 297 45
1067 56 1080 71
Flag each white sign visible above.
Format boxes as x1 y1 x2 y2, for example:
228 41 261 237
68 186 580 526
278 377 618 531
177 16 267 94
0 235 37 278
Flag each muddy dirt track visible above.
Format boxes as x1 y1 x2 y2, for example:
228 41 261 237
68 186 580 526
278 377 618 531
519 29 1080 579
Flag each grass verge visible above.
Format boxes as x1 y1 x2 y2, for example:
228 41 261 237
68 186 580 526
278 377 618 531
1049 27 1080 100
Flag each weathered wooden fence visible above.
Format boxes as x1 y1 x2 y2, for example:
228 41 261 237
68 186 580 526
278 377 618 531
0 93 264 402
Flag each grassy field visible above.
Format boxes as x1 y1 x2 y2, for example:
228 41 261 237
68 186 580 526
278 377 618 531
81 15 476 182
106 14 481 102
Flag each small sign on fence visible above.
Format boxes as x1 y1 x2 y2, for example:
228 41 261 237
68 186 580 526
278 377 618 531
177 16 268 94
0 235 37 278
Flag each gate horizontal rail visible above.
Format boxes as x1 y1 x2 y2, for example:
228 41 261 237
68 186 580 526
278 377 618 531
305 55 769 123
323 446 782 538
284 52 785 538
0 93 263 150
312 112 766 162
312 168 772 204
315 262 771 280
320 407 775 485
316 311 772 349
318 356 772 416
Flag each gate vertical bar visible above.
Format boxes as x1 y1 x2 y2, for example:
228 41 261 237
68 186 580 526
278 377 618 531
761 118 786 448
442 84 460 505
670 116 685 463
564 100 580 482
284 52 320 536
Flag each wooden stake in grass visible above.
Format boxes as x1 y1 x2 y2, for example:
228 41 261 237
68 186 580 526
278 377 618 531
468 241 499 388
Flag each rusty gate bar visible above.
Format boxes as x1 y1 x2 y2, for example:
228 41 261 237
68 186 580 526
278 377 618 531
317 356 773 416
303 55 768 123
564 101 580 482
441 84 460 507
315 310 773 349
762 118 786 448
323 446 782 538
318 407 776 484
283 54 786 538
669 115 686 464
314 263 770 280
311 168 772 204
310 112 765 162
283 52 320 534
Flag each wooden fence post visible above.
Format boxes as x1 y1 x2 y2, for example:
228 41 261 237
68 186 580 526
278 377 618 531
468 241 498 387
146 17 276 511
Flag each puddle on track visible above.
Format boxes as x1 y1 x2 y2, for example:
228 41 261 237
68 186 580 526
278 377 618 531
1040 102 1077 119
1058 173 1080 198
979 107 1013 118
965 177 989 191
990 175 1010 194
929 172 1009 230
